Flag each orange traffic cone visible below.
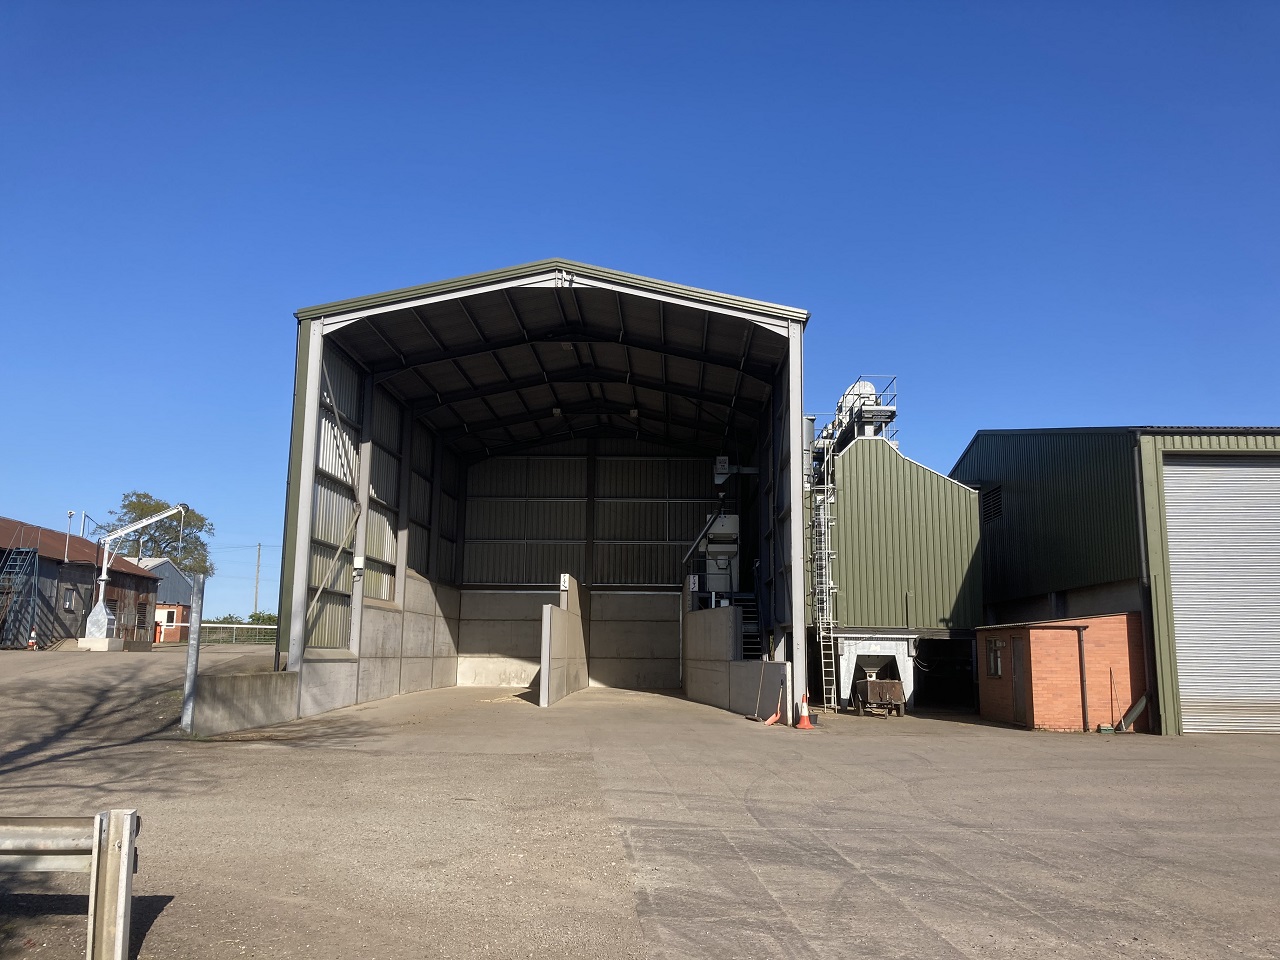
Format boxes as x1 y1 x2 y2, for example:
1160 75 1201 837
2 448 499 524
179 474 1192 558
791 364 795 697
796 690 815 729
27 629 37 651
763 677 784 726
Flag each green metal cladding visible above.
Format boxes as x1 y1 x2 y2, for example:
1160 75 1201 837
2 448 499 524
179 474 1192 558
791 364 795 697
951 426 1280 735
831 438 981 630
1138 431 1280 736
949 429 1143 604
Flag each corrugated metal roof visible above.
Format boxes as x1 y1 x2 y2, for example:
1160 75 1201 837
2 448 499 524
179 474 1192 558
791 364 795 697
295 258 810 324
309 261 801 461
952 426 1280 474
0 516 159 578
135 556 196 605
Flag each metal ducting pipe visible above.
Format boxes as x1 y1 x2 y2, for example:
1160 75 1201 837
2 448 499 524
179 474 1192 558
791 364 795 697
1077 626 1089 732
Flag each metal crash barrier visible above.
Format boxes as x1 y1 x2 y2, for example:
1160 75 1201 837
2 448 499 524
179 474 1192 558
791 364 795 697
0 809 141 960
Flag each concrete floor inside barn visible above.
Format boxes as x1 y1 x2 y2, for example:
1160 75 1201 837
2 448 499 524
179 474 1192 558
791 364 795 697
3 648 1279 959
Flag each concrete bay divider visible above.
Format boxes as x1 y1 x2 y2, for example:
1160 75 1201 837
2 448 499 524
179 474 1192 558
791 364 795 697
190 671 300 737
539 574 590 707
683 606 740 710
187 571 462 736
729 660 791 719
683 605 793 724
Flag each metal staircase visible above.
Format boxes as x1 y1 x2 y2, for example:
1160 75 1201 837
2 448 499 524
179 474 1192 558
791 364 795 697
0 544 39 649
738 597 763 659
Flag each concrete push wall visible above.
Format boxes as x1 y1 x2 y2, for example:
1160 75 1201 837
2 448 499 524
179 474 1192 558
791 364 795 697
540 575 589 707
683 607 792 723
355 574 461 703
458 588 681 690
588 591 681 690
683 606 741 711
729 660 789 719
197 571 460 735
191 671 300 738
457 590 555 686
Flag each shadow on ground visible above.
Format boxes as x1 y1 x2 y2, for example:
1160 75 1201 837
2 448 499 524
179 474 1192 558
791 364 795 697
0 658 372 797
0 874 173 960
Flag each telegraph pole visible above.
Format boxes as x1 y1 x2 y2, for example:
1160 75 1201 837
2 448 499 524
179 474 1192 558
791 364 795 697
253 543 262 613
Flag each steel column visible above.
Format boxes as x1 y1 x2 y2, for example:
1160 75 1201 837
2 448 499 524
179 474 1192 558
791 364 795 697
285 319 324 673
787 319 806 725
349 374 375 656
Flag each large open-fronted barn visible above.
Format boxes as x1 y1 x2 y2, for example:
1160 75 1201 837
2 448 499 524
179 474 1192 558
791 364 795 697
275 259 809 720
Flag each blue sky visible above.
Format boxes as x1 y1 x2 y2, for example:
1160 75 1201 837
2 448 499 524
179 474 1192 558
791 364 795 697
2 1 1276 617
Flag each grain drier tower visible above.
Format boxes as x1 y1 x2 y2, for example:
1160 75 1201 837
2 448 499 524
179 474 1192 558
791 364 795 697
808 379 982 712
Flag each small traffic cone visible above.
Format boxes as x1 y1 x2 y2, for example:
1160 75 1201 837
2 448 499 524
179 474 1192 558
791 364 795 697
796 690 815 730
27 629 38 651
763 677 784 726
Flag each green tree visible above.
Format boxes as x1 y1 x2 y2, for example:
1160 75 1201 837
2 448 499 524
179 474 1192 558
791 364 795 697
96 491 216 577
248 611 277 626
210 613 244 624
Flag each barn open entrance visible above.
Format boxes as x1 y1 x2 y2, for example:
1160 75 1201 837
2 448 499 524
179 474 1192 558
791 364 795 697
279 260 807 713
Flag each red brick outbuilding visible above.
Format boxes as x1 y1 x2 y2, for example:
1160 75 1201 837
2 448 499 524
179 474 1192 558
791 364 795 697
977 613 1149 732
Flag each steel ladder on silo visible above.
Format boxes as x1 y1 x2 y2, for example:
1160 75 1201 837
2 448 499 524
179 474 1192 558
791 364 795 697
812 480 839 713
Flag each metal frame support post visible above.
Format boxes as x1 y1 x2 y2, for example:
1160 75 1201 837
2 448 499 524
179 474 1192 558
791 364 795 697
86 809 141 960
1076 626 1090 732
285 320 325 673
393 400 412 606
349 374 375 656
426 432 444 578
787 319 806 725
179 574 206 734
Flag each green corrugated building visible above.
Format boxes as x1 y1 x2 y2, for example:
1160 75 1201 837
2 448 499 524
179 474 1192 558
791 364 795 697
950 427 1280 735
808 382 982 711
828 438 982 632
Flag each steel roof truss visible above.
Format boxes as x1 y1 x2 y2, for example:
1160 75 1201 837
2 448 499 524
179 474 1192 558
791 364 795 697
319 270 795 336
408 365 765 416
369 328 775 384
463 422 729 461
435 400 744 441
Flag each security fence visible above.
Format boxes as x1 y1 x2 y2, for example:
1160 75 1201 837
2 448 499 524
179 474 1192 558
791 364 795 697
198 623 278 644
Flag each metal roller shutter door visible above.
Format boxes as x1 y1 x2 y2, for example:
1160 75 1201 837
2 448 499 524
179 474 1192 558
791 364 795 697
1163 455 1280 733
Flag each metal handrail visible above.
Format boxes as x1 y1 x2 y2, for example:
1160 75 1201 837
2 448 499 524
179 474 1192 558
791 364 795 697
0 809 141 960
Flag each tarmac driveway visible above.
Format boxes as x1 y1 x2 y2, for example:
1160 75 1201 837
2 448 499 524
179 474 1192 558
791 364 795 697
2 649 1279 959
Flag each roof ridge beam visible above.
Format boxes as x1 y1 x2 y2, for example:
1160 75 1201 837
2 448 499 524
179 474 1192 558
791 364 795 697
299 259 809 331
